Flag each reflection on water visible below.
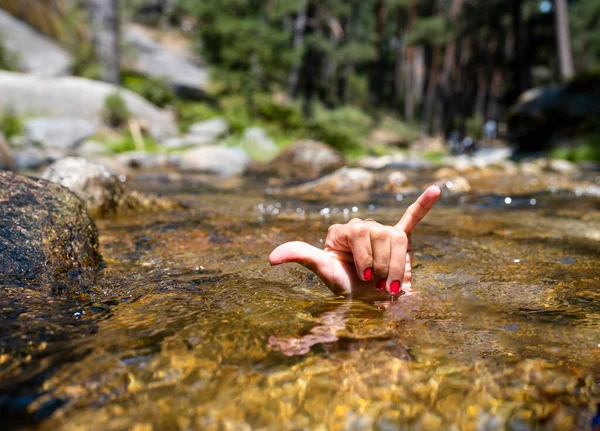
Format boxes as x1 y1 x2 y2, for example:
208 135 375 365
1 183 599 430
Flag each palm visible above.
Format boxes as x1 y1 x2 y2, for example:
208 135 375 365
270 186 440 300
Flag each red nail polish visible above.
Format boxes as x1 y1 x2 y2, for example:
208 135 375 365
433 183 439 187
376 279 386 291
364 268 373 281
390 281 401 295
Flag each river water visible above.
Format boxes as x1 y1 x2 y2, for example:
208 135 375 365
1 176 599 430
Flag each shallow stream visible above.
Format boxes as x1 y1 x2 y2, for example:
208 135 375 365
2 177 599 430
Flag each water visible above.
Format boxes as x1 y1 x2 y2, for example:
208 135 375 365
1 178 599 430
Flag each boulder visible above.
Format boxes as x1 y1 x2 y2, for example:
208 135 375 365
0 170 101 283
24 118 97 150
284 167 376 197
13 147 45 170
440 176 471 193
357 154 432 171
76 140 110 157
471 147 513 169
123 24 209 92
270 140 344 180
0 129 15 170
116 152 170 169
383 171 409 192
42 157 179 217
178 146 250 177
241 127 278 161
0 9 73 77
0 71 177 139
188 117 230 139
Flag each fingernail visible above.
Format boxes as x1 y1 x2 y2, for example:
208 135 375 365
364 268 373 282
376 279 386 291
433 183 439 187
390 281 401 295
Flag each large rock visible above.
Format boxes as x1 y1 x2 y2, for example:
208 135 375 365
0 129 15 170
270 140 344 181
124 24 209 92
25 118 97 150
178 146 250 177
0 9 73 77
241 127 278 161
188 117 229 139
43 157 179 217
0 71 177 139
0 170 101 283
283 167 376 197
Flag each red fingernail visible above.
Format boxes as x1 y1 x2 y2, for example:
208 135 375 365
376 279 386 291
390 281 401 295
433 183 439 187
364 268 373 282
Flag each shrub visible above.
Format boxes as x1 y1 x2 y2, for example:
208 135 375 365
220 95 253 134
107 133 160 154
0 109 24 139
253 93 304 130
0 34 19 71
175 102 221 132
102 92 130 128
309 104 373 153
123 74 176 108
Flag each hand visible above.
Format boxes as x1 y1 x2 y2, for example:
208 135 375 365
269 184 441 300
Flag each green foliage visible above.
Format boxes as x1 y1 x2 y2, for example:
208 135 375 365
220 95 254 134
253 94 304 130
102 92 130 128
550 136 600 163
466 117 484 140
0 109 24 139
309 105 373 152
107 133 160 154
0 34 19 71
406 16 451 47
123 73 176 108
175 102 221 132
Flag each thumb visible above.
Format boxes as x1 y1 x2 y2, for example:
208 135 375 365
269 241 334 278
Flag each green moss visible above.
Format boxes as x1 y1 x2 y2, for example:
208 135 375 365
0 109 24 139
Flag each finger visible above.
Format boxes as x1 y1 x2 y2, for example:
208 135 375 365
386 227 408 295
270 241 335 279
396 184 441 233
402 250 413 292
368 221 391 281
325 220 373 281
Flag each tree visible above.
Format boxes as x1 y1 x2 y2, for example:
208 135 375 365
554 0 575 81
88 0 121 84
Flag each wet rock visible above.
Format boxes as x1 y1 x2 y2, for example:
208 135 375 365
0 9 73 77
548 159 579 175
446 156 475 173
283 167 376 197
24 117 97 150
441 176 471 193
178 146 250 177
357 154 431 171
270 140 344 180
0 170 101 283
383 171 409 192
188 117 229 140
241 127 278 161
42 157 179 217
520 161 544 176
124 24 209 92
434 167 459 180
471 147 513 168
116 152 170 170
0 71 177 140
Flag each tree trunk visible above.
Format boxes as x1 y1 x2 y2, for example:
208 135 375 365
300 1 318 117
288 2 308 97
403 0 417 122
370 0 388 106
88 0 121 85
422 47 441 135
554 0 574 81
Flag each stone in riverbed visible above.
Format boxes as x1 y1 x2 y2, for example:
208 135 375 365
188 117 230 140
42 157 180 217
178 146 250 177
283 167 376 197
269 140 344 180
24 117 97 150
0 170 101 283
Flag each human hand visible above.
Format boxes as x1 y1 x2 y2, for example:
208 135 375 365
269 185 441 300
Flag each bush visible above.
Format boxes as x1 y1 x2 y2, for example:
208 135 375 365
0 109 24 139
253 93 304 130
220 95 254 134
309 105 373 153
107 133 160 154
175 102 221 132
123 73 176 108
102 92 130 128
550 136 600 162
0 35 19 71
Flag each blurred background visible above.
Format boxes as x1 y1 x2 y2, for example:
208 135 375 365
0 0 599 170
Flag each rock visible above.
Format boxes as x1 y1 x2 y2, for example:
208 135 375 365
548 159 579 175
241 127 278 161
520 161 544 176
123 24 209 92
370 129 408 147
270 140 345 180
188 117 229 139
0 9 73 77
42 157 179 217
471 147 513 168
384 171 409 192
358 154 432 171
24 117 97 150
0 170 101 284
284 167 376 197
0 129 15 170
76 140 110 157
434 167 459 180
14 148 45 170
178 146 250 177
0 71 177 140
116 152 170 169
441 176 471 193
446 156 475 173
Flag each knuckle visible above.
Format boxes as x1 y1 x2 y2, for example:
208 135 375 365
351 223 368 238
391 229 408 245
369 226 388 241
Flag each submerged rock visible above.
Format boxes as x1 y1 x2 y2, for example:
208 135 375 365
269 140 344 180
441 176 471 193
0 170 101 283
283 167 376 197
42 157 179 217
178 146 250 177
383 171 409 192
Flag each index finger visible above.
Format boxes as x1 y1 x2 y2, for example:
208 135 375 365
395 184 441 233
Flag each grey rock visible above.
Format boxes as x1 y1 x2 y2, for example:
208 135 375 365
0 170 101 285
14 147 45 170
0 129 15 170
441 176 471 193
548 158 579 175
270 140 345 180
358 154 432 171
188 117 229 139
241 127 278 160
284 167 376 197
116 151 170 169
162 137 193 150
0 9 73 77
124 24 208 91
25 117 97 150
178 146 250 177
0 71 177 140
471 147 514 169
383 171 409 192
76 140 110 157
